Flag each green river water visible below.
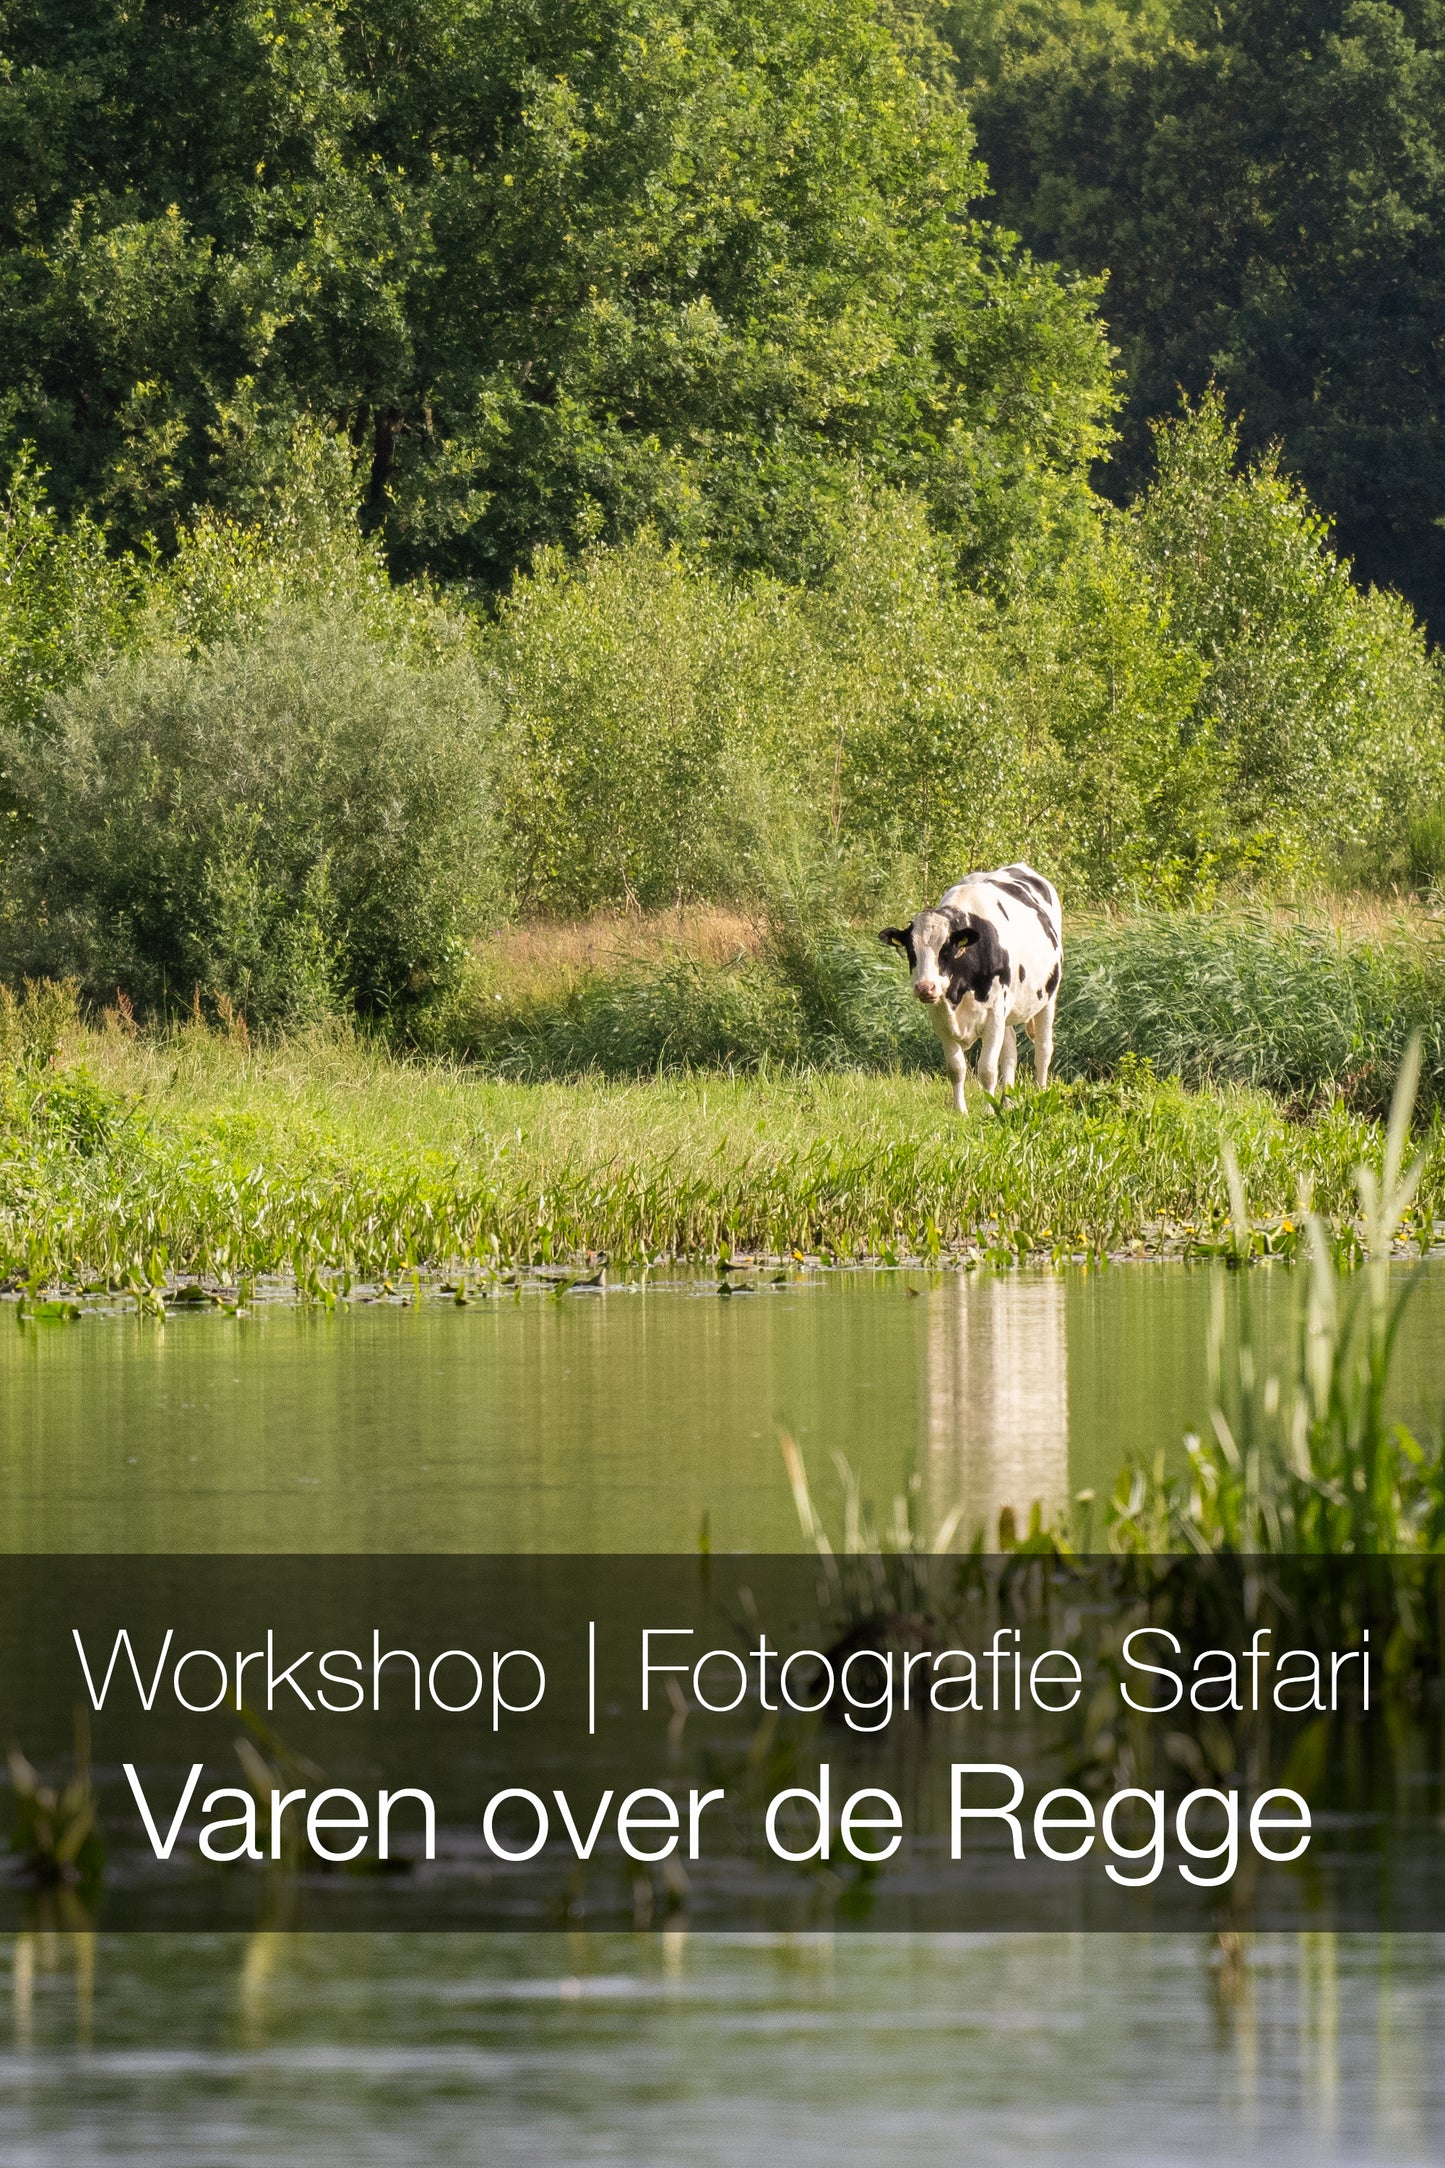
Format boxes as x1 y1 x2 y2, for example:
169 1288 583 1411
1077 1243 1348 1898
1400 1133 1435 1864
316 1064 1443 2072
2 1261 1443 1553
2 1263 1444 2161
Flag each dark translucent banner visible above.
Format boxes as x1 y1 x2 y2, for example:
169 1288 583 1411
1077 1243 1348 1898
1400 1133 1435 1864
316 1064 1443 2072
1 1554 1439 1931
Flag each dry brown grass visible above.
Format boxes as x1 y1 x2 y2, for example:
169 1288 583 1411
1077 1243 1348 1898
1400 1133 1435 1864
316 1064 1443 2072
468 904 768 1004
1068 891 1445 942
469 894 1445 1017
1307 892 1445 940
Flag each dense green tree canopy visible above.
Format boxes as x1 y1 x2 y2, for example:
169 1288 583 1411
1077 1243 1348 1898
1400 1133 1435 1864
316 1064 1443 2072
0 0 1114 586
955 0 1445 630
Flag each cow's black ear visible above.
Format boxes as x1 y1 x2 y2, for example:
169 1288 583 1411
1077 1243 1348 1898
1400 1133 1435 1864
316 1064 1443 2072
879 927 910 952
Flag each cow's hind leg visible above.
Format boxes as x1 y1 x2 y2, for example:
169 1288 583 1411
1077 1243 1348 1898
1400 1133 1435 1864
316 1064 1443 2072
998 1024 1019 1096
1030 995 1057 1089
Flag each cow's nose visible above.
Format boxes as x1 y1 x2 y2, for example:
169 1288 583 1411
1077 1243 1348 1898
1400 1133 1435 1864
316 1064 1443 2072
914 981 941 1005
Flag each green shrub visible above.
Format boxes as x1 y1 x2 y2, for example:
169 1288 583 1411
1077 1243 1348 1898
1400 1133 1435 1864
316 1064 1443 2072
488 502 1033 915
803 494 1028 890
20 1065 128 1158
1406 798 1445 901
487 406 1445 919
1000 539 1217 900
489 533 824 915
146 422 458 665
1128 394 1445 882
0 976 81 1070
0 608 498 1024
0 454 141 735
5 399 1443 981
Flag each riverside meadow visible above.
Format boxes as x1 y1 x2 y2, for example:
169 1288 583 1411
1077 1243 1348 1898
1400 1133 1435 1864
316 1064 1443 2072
1 898 1442 1289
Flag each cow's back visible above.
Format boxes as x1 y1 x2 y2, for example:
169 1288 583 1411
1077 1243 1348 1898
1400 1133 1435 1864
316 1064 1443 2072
939 863 1062 1018
948 864 1059 936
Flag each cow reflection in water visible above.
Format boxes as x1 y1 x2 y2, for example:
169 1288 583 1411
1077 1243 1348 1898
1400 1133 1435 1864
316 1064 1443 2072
921 1276 1069 1548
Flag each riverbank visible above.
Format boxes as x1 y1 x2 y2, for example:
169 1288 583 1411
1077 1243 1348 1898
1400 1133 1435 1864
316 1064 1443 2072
2 1022 1438 1288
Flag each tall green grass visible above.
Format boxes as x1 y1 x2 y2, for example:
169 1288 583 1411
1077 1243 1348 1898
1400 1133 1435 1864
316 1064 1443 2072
1060 913 1445 1118
3 921 1441 1287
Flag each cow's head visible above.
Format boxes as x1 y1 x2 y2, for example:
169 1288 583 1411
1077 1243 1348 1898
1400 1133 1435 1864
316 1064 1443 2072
880 908 1006 1008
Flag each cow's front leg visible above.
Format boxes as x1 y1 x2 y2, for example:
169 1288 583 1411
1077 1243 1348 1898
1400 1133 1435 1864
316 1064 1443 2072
931 1005 976 1116
942 1037 970 1115
975 1003 1008 1096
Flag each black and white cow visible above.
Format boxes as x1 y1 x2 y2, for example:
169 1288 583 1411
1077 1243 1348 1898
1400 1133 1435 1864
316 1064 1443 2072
880 864 1062 1114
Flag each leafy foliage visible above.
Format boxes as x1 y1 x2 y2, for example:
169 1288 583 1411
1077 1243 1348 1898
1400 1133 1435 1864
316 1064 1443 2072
0 396 1438 1035
490 534 807 914
0 452 140 735
486 402 1445 913
1128 394 1443 879
0 0 1114 590
0 972 79 1070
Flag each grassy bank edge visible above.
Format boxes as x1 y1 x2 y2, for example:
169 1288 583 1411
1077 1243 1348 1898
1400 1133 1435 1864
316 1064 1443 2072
0 1016 1439 1289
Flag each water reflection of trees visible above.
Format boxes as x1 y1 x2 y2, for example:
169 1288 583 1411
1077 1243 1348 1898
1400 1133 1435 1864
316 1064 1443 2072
921 1277 1069 1548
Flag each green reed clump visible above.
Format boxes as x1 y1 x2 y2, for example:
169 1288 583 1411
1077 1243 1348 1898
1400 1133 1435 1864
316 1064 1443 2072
449 930 938 1079
1058 913 1445 1118
426 855 938 1078
473 950 813 1076
6 1718 104 1897
0 978 82 1071
1109 1039 1444 1555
